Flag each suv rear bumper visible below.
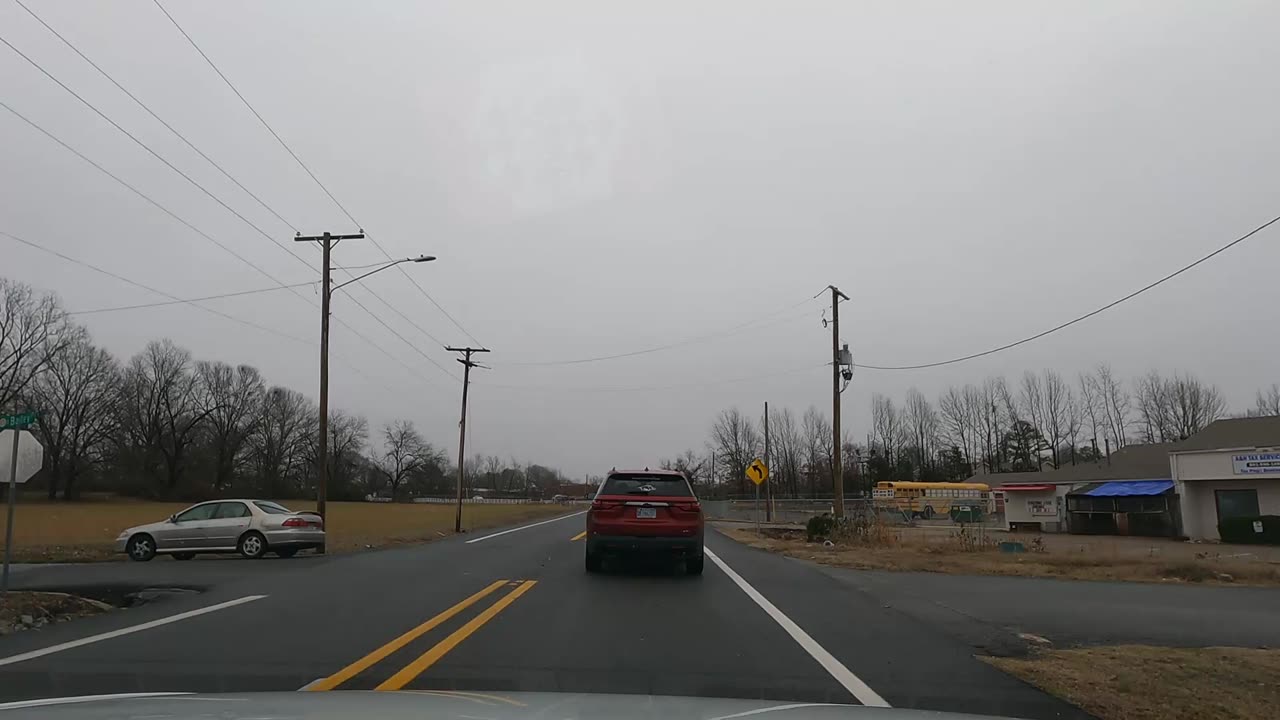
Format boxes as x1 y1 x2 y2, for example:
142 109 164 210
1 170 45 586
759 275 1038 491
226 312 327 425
586 534 703 558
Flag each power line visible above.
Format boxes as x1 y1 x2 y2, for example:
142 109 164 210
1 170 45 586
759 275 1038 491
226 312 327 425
153 0 485 347
17 1 462 377
69 281 316 316
855 212 1280 371
14 0 461 360
14 0 298 234
0 229 427 396
1 229 311 344
501 297 819 366
0 37 454 385
0 30 316 277
0 99 296 291
480 363 826 394
0 102 448 391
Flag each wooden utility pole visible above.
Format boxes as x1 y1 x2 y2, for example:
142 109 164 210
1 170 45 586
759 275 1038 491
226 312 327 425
295 230 365 525
710 451 715 494
447 346 489 533
763 401 772 521
829 285 849 519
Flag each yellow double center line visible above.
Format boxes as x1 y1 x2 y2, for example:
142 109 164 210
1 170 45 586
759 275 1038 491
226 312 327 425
308 579 537 692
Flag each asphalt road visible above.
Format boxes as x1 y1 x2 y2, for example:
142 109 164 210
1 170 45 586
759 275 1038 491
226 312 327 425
3 513 1271 718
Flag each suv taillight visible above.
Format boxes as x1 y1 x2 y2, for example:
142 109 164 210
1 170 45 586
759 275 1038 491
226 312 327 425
591 500 621 510
671 501 701 513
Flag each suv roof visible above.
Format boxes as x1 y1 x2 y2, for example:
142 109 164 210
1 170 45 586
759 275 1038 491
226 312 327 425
607 468 685 477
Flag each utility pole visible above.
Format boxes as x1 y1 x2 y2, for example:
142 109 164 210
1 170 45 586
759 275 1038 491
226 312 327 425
447 346 489 533
710 451 715 494
295 230 365 524
763 401 772 522
829 285 849 519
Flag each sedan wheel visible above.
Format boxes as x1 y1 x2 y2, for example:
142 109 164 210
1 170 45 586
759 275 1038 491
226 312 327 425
238 531 267 559
126 534 156 562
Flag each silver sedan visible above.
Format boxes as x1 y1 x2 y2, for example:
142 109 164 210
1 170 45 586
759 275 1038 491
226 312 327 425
116 499 325 561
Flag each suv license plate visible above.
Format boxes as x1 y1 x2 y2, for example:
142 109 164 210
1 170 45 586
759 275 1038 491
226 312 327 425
636 507 657 519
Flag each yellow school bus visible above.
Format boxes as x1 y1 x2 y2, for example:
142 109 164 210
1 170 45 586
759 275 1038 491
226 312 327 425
872 481 991 520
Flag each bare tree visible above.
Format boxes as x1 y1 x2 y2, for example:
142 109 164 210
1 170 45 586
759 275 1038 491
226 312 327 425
772 408 803 497
484 455 504 489
801 406 832 497
324 410 369 496
661 449 708 492
976 377 1008 472
1133 371 1225 441
251 387 315 497
1255 384 1280 417
119 340 211 493
1089 364 1130 451
939 385 979 470
870 394 902 466
1029 370 1075 468
1077 372 1103 451
378 420 428 499
22 331 118 499
902 388 939 477
710 408 761 495
0 278 70 410
1135 370 1173 443
197 362 264 492
1165 372 1227 439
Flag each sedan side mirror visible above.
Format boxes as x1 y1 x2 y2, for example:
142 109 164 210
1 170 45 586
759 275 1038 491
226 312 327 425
167 514 177 523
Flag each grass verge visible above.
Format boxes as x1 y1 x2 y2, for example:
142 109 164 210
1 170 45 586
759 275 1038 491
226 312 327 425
983 645 1280 720
0 591 112 634
1 500 574 562
721 526 1280 586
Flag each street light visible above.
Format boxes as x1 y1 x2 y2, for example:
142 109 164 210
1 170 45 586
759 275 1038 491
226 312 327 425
294 231 434 530
333 255 436 292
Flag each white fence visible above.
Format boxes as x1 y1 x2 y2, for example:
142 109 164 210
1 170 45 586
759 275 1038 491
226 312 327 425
365 495 546 505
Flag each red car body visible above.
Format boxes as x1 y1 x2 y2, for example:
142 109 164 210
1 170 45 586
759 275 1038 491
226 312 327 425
585 469 704 574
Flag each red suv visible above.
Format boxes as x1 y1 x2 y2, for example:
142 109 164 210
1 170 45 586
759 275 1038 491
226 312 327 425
585 469 704 575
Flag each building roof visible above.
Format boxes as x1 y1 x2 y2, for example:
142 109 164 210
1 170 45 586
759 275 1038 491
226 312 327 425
1070 479 1175 497
971 442 1179 486
1171 416 1280 453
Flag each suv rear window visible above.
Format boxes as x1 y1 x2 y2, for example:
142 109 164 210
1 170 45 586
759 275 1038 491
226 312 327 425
601 473 692 497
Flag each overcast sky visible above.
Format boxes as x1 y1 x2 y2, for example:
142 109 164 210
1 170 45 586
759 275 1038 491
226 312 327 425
3 1 1278 478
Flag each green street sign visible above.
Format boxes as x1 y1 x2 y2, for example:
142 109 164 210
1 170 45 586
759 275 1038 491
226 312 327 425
0 411 37 430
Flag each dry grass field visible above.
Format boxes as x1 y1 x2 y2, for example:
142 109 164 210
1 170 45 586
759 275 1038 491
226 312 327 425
722 525 1280 586
0 499 573 562
984 646 1280 720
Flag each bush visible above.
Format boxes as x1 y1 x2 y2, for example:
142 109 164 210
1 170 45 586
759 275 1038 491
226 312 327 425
806 514 836 542
1218 515 1280 545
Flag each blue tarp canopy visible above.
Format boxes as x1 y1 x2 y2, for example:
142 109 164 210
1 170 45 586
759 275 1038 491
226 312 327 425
1083 480 1174 497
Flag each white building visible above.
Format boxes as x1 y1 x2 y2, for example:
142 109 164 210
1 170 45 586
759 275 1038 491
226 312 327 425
1170 417 1280 542
972 443 1180 534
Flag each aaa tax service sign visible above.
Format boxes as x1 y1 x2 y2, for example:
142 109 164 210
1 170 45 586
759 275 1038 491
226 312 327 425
1232 453 1280 475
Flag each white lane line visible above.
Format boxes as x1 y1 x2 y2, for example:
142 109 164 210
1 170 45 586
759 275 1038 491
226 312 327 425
709 703 859 720
465 511 587 544
0 594 267 668
704 548 890 708
0 692 192 709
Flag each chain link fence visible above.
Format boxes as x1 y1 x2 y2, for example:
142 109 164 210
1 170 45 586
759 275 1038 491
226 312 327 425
703 496 1006 529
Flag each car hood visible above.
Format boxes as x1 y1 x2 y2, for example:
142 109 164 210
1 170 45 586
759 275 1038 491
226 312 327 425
0 691 1015 719
119 520 170 536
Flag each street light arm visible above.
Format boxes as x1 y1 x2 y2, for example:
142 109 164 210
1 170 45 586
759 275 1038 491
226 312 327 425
332 255 434 292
